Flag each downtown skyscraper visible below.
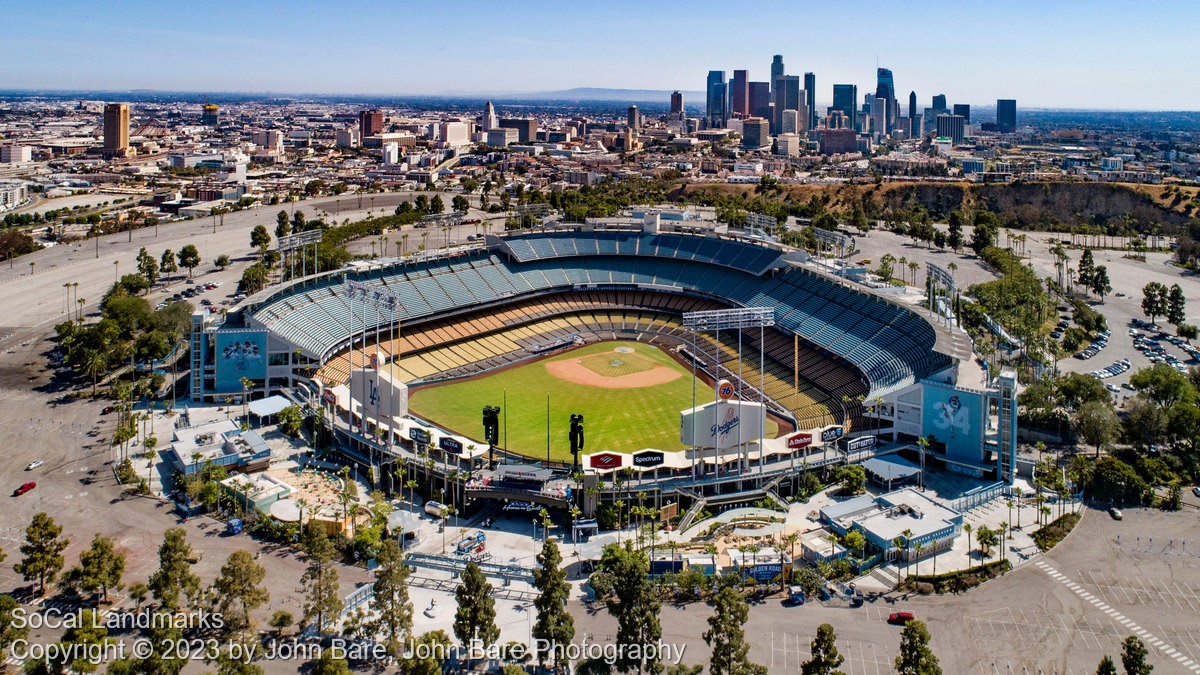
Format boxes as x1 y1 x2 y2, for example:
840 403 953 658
706 70 727 129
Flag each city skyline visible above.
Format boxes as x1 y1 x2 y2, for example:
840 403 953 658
2 0 1199 111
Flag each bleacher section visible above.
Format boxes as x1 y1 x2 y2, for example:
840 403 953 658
252 231 952 401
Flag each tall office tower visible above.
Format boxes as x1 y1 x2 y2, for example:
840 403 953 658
796 99 810 133
359 109 384 138
874 68 896 133
804 72 816 129
908 91 917 122
780 110 799 134
872 98 887 138
499 118 537 143
103 103 129 153
953 103 970 124
627 105 640 132
932 94 947 112
773 75 801 133
482 101 499 131
770 55 784 102
997 99 1017 132
200 104 220 126
936 113 965 146
832 84 858 130
748 82 772 120
730 70 750 117
670 91 684 118
706 70 727 129
742 117 770 149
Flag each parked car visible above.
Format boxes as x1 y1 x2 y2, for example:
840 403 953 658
888 612 915 625
1108 508 1123 520
1192 486 1200 498
25 461 44 471
14 482 36 496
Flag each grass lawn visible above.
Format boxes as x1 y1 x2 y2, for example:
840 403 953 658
409 341 777 459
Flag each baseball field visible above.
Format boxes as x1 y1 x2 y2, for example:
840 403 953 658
408 340 778 459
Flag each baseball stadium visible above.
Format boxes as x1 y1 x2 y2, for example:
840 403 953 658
189 219 1011 521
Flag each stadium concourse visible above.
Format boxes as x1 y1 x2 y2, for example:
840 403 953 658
188 221 990 520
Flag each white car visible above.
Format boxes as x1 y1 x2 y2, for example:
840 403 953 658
25 460 44 471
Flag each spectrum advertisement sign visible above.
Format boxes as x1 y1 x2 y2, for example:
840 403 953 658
922 382 986 463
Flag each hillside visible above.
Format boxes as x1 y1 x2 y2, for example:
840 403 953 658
678 181 1195 231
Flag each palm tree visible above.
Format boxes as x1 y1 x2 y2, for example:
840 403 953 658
998 522 1009 564
916 436 930 489
908 261 919 286
963 523 973 569
913 542 924 578
405 479 418 512
240 377 254 424
82 351 107 397
296 498 310 531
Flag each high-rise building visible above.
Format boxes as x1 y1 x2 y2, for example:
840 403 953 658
908 91 917 122
749 82 771 120
804 72 816 130
706 70 727 129
730 70 750 117
875 68 896 132
932 94 947 113
831 84 857 130
953 103 970 123
626 105 640 132
200 104 220 126
773 75 801 133
936 113 965 146
669 91 684 118
359 109 384 138
780 109 799 134
741 117 770 149
908 91 919 136
499 118 537 143
770 55 784 102
997 99 1017 132
482 101 498 131
872 98 887 138
103 103 129 153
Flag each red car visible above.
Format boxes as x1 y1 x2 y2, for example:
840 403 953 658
14 482 36 496
888 612 915 625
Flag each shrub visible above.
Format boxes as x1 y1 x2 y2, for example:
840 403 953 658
1032 512 1080 551
900 559 1011 594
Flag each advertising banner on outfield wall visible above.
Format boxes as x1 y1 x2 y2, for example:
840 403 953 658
679 400 765 449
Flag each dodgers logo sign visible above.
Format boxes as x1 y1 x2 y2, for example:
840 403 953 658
711 405 740 445
368 380 380 407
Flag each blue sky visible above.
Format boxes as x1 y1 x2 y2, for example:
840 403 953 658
3 0 1198 110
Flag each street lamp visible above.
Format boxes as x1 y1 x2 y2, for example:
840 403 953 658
113 260 119 283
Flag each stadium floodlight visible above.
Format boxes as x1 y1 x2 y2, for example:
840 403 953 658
483 405 501 466
569 413 585 473
682 307 775 331
277 229 323 251
419 212 463 227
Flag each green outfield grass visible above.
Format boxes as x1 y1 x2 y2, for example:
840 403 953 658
409 341 777 459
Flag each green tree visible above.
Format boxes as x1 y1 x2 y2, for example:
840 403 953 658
0 594 29 663
139 611 186 675
57 609 109 673
148 527 201 610
832 464 866 495
15 512 69 596
213 550 270 632
454 561 500 649
894 620 942 675
1074 400 1121 456
214 254 231 270
1077 248 1095 292
1141 282 1168 325
70 533 125 604
400 630 452 675
1095 654 1118 675
451 195 470 213
1129 363 1192 410
277 404 304 437
136 247 159 287
269 610 293 637
309 650 351 675
250 224 272 253
178 244 201 278
292 210 306 232
1091 265 1112 300
801 623 846 675
704 582 767 675
595 542 663 674
947 212 963 252
300 522 343 632
430 195 445 214
275 210 291 239
842 530 866 558
369 538 413 655
1167 283 1186 326
532 539 575 668
1121 635 1152 675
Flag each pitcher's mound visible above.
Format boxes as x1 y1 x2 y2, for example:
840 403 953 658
545 347 682 389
